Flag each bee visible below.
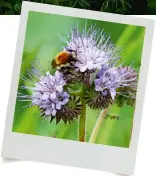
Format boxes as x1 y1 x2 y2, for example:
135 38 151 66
52 50 77 68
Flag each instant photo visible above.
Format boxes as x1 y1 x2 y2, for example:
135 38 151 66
1 2 155 175
13 11 144 148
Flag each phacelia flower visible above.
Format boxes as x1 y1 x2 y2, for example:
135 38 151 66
33 71 69 116
18 61 82 123
84 65 137 109
94 65 137 100
59 22 121 85
63 24 121 72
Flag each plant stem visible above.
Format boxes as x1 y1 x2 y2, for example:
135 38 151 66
78 99 86 142
89 108 108 143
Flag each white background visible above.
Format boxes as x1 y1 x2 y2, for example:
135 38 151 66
0 16 156 176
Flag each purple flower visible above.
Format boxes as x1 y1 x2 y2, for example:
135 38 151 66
94 65 137 100
60 22 121 73
18 69 69 118
18 60 83 124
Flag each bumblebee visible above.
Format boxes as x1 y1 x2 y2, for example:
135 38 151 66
52 50 77 68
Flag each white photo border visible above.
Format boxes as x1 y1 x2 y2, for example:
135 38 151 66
1 1 155 175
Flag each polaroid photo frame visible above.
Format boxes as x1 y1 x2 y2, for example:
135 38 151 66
1 1 155 175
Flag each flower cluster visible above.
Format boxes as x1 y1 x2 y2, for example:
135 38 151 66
18 22 137 124
18 61 82 123
58 23 137 109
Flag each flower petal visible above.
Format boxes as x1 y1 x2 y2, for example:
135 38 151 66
87 61 94 70
56 85 63 93
51 103 55 109
45 108 52 116
56 102 62 110
50 92 56 99
62 98 69 105
41 94 49 100
55 71 63 82
52 109 57 116
110 89 116 100
102 90 108 96
80 65 88 72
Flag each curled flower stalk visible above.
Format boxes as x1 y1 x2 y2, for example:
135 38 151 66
18 21 137 142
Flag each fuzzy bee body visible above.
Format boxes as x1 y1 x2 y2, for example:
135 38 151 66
52 51 77 68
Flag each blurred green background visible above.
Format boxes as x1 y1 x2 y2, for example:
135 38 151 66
12 11 145 148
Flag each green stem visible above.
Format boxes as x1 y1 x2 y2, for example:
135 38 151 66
71 85 86 142
78 99 86 142
89 108 108 143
